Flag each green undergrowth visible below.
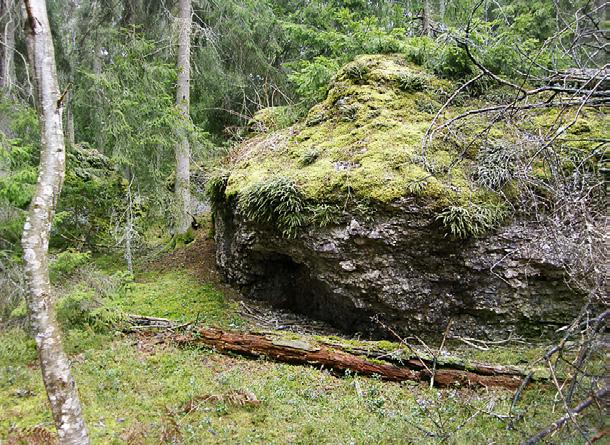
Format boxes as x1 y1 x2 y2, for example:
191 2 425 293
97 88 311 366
114 271 243 328
1 326 604 444
214 54 606 239
1 247 603 443
7 250 245 353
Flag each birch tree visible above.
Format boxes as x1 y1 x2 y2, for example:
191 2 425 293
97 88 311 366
174 0 192 234
21 0 89 443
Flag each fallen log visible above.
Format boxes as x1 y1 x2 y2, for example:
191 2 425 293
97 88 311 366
123 317 535 389
309 337 529 378
174 327 527 390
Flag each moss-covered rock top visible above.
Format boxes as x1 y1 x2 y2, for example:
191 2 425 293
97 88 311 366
218 54 607 236
226 54 467 206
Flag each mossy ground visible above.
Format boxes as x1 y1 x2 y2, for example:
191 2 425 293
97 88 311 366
0 330 581 445
113 271 243 328
0 238 605 443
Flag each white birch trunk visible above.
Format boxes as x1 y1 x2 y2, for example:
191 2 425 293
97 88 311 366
22 0 89 443
174 0 192 234
65 101 75 146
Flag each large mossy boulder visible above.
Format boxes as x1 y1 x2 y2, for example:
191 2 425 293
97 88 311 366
210 54 605 338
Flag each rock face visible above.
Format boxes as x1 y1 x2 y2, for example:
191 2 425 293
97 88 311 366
215 199 583 338
211 54 600 338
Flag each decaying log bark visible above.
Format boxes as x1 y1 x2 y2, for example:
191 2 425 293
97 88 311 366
311 337 528 378
174 327 528 389
125 316 535 389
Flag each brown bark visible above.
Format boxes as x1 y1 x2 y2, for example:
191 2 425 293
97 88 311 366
174 0 192 234
175 327 526 389
315 338 529 378
22 0 89 443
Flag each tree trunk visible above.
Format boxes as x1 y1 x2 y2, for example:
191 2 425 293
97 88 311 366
65 102 75 146
22 1 89 443
0 0 17 91
124 179 134 273
422 0 432 36
174 0 192 234
438 0 445 22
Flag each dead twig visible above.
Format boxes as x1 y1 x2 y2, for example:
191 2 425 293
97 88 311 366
521 386 609 445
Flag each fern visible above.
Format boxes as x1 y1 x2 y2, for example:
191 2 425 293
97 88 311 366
300 149 320 166
438 203 507 239
308 203 341 227
405 179 428 195
397 73 426 92
238 177 306 238
344 63 370 82
474 140 518 190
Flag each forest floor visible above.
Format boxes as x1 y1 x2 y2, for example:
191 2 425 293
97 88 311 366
0 229 605 444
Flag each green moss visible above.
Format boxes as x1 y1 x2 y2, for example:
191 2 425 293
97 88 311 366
221 55 518 239
529 107 609 149
220 55 606 240
249 105 302 133
169 228 196 249
113 270 243 328
375 340 402 352
1 324 603 444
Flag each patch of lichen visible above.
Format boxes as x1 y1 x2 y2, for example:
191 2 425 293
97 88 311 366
222 54 604 231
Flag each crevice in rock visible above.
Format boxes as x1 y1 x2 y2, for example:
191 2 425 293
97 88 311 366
242 251 377 335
